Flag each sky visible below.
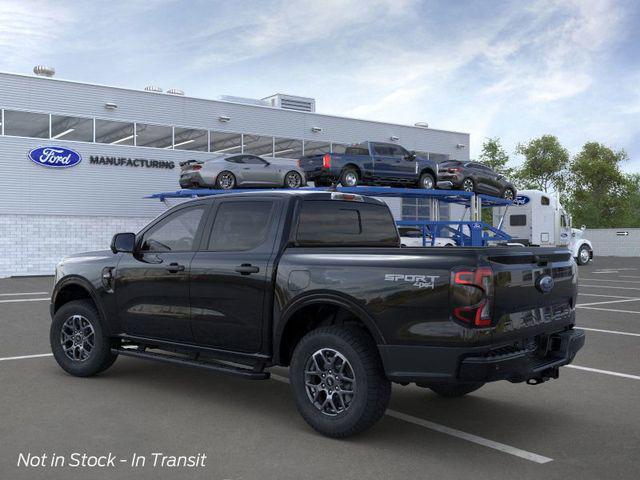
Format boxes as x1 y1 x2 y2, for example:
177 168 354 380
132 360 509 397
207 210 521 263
1 0 639 171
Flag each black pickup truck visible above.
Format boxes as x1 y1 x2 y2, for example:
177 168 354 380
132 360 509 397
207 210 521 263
50 190 584 437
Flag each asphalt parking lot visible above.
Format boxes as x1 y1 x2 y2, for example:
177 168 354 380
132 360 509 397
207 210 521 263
1 258 639 480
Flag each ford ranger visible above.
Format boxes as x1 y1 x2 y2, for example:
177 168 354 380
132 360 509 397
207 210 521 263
299 141 439 189
50 190 585 438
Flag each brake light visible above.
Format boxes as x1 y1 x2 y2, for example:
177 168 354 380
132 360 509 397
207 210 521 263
451 266 494 327
447 167 461 173
192 165 202 170
322 153 331 168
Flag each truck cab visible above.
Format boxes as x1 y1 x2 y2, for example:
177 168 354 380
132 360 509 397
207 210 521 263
494 189 594 265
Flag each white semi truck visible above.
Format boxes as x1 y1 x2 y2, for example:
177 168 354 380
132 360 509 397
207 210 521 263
494 189 594 265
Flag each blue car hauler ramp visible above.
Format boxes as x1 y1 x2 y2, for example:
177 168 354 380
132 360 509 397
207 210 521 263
146 186 513 247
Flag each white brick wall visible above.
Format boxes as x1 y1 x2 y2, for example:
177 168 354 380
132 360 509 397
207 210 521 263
0 214 153 278
583 228 640 257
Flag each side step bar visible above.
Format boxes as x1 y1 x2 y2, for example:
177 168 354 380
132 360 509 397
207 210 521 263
112 347 270 380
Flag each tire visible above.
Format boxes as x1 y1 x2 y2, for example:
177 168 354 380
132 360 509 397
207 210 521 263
284 171 303 189
340 168 359 187
50 300 118 377
290 325 391 438
429 382 484 398
576 245 591 265
462 178 475 192
215 171 236 190
502 187 515 200
418 172 435 189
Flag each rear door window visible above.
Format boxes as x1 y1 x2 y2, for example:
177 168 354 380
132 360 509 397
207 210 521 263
296 201 399 246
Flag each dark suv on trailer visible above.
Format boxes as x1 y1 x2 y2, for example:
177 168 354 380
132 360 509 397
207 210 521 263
437 160 517 199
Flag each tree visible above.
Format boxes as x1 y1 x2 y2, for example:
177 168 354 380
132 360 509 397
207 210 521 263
514 135 569 192
478 137 514 177
566 142 633 228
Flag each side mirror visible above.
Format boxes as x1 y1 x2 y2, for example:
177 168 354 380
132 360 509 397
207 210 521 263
111 232 136 253
405 151 416 161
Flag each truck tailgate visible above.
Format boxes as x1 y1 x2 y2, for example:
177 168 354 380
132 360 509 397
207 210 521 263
298 154 327 176
486 249 577 343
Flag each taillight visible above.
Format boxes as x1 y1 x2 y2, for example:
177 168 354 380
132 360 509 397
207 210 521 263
192 165 202 170
322 153 331 168
451 266 494 327
447 167 461 173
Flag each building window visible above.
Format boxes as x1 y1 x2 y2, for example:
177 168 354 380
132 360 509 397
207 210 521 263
402 199 431 221
243 134 274 156
303 140 331 156
210 131 242 154
331 143 348 154
274 137 303 158
95 119 135 145
51 115 93 142
173 127 208 151
3 110 49 138
135 123 172 149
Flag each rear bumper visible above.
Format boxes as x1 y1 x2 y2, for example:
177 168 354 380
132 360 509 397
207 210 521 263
179 172 208 188
379 328 585 384
303 167 338 182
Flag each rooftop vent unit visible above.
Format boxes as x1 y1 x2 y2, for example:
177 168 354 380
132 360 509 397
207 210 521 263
33 65 55 77
144 85 163 93
219 95 270 107
262 94 316 113
167 88 185 96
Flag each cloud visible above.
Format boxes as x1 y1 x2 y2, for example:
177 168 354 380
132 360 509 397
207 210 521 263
0 0 74 69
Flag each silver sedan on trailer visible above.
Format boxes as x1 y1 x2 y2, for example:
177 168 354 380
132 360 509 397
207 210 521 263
179 154 307 190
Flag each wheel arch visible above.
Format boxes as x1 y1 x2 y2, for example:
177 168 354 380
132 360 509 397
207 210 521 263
274 292 385 366
419 167 436 179
52 277 112 335
341 163 362 177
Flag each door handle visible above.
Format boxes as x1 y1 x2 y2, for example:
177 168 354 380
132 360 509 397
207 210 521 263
235 264 260 275
166 263 185 273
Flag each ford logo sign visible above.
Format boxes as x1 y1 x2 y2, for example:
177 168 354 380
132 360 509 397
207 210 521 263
28 146 82 168
536 275 554 294
514 195 530 206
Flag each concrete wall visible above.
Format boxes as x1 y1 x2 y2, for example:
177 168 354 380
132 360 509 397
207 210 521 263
584 228 640 257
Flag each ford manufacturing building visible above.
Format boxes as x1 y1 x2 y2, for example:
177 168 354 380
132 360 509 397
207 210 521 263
0 69 470 278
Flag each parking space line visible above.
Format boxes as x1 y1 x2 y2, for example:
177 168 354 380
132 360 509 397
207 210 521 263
567 365 640 381
620 275 640 279
577 298 640 307
0 292 49 296
580 327 640 337
577 306 640 314
270 373 553 464
0 353 53 362
0 297 50 304
581 278 640 284
577 293 638 299
385 410 553 464
580 285 640 291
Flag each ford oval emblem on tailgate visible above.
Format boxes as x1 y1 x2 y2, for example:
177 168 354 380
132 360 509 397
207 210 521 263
536 275 554 294
28 146 82 168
